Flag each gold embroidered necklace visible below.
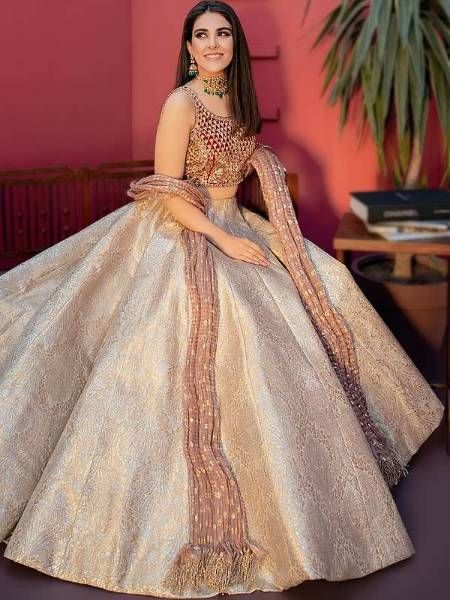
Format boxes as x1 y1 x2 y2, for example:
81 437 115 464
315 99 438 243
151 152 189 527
196 73 229 98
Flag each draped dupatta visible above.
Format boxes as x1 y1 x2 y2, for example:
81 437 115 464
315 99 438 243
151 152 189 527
126 144 407 594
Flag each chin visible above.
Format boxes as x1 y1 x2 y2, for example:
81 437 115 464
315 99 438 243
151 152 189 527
201 63 230 76
203 68 223 76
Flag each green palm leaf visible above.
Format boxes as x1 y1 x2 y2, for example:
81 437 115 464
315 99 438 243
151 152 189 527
303 0 450 186
394 0 414 46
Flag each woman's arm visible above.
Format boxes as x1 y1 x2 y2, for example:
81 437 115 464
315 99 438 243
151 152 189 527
154 90 228 246
154 90 268 266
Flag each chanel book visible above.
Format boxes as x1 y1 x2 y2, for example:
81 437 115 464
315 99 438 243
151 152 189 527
350 188 450 224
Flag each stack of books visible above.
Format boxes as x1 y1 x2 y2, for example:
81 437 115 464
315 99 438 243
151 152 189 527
350 188 450 241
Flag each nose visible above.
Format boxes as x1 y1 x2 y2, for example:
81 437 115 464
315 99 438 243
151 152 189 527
208 35 219 49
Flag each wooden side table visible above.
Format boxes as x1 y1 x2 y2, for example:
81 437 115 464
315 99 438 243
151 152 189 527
333 212 450 452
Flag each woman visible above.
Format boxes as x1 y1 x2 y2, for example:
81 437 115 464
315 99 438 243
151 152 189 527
0 1 444 598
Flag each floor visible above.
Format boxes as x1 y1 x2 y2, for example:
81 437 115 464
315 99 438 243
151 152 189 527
0 397 448 600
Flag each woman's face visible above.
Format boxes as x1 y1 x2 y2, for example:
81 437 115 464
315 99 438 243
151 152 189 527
186 11 234 77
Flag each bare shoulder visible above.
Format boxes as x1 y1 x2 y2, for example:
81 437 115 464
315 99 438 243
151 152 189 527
160 85 195 127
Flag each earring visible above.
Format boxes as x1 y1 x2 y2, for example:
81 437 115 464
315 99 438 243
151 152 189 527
188 54 198 77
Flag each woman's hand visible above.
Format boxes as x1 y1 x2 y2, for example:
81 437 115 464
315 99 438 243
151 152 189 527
213 232 269 267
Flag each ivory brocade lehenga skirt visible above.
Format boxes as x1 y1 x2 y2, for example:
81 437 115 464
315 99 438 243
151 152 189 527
0 191 444 598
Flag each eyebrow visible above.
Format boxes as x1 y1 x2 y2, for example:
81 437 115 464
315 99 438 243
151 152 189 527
193 27 232 33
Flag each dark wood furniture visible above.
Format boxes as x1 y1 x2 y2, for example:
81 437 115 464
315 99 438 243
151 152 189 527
0 160 155 271
333 211 450 452
0 161 298 272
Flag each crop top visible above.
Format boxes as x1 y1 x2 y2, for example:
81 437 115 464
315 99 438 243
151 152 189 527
161 85 257 188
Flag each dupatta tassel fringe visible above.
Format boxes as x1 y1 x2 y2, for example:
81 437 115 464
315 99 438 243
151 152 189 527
377 449 409 488
162 541 266 594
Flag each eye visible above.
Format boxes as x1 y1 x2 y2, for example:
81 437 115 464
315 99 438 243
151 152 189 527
194 31 231 38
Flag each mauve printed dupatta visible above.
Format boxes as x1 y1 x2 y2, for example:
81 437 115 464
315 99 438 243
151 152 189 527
126 144 407 594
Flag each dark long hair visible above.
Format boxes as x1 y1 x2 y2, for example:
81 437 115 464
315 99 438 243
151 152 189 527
175 1 261 137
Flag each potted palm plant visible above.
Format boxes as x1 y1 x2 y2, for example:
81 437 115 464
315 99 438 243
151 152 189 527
302 0 449 381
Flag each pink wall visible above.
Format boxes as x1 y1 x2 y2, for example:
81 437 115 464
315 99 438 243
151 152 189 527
131 0 445 251
1 1 444 252
0 0 132 169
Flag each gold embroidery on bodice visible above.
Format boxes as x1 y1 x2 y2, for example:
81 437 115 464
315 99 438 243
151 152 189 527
177 85 257 188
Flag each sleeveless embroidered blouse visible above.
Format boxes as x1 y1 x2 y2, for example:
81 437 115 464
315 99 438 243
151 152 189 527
161 85 257 188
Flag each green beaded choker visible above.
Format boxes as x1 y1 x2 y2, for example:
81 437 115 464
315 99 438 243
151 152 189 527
195 74 229 98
